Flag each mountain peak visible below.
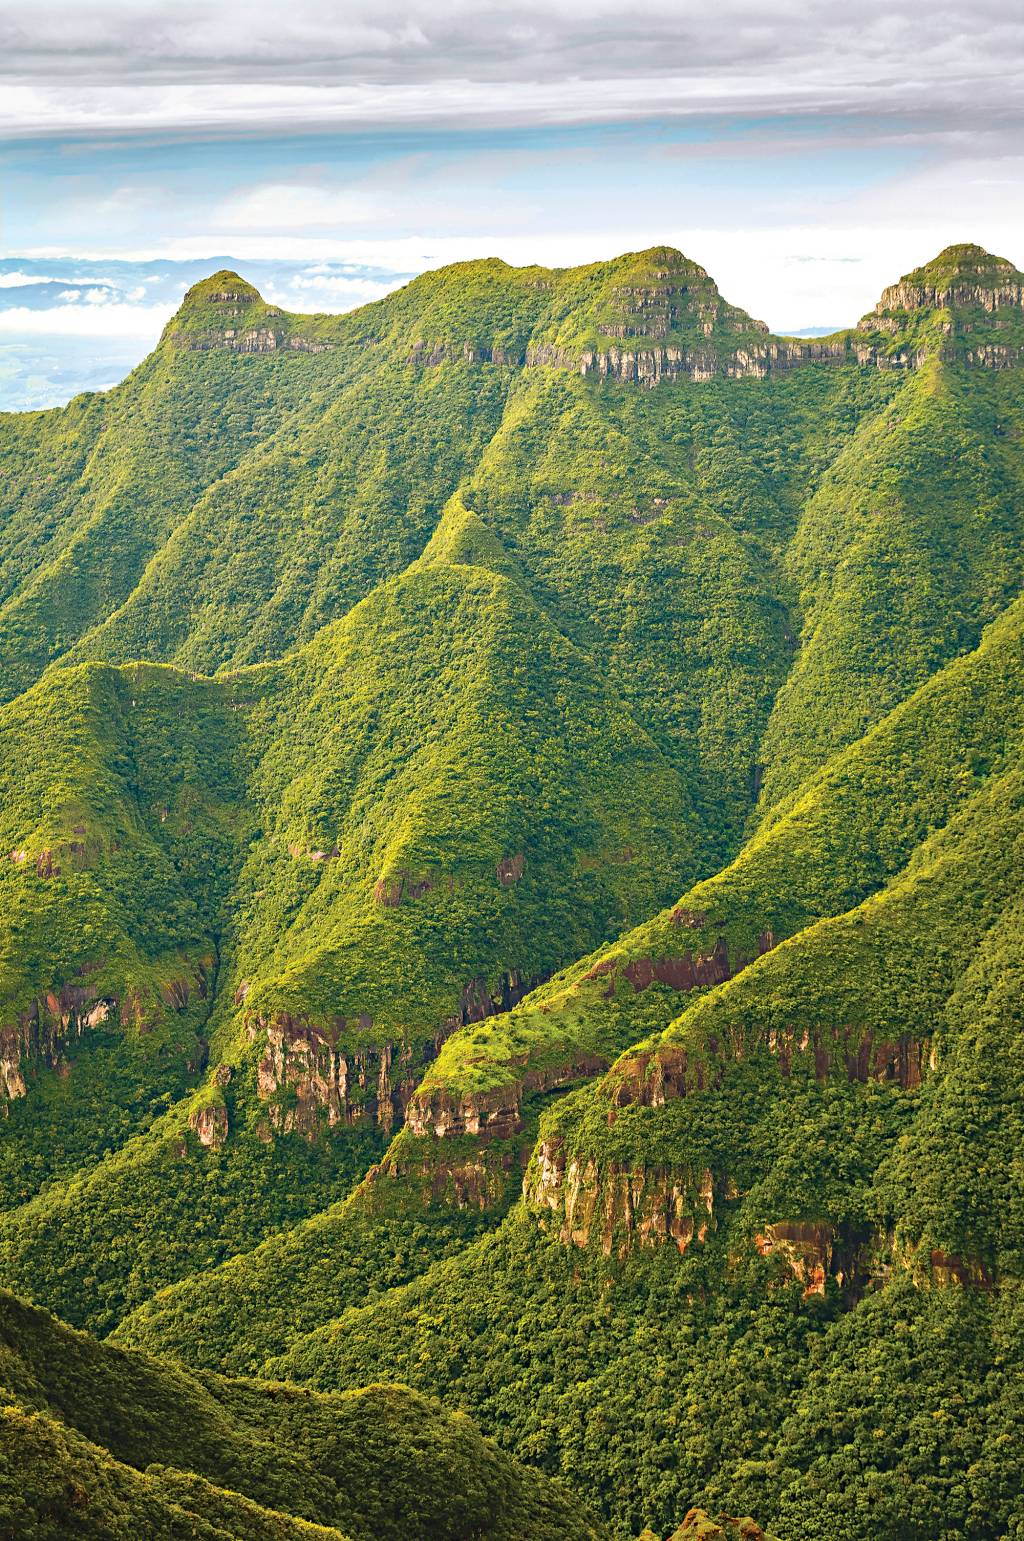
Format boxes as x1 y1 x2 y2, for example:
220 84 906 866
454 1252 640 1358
856 242 1024 365
174 269 265 323
897 242 1023 294
162 268 336 355
525 244 770 379
866 243 1024 319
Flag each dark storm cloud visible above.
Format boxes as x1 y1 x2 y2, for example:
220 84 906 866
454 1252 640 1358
1 0 1022 134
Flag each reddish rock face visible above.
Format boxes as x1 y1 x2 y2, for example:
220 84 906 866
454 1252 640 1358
622 941 732 994
609 1045 706 1109
366 1141 519 1212
372 869 439 906
190 1101 228 1149
609 1020 932 1114
496 852 525 885
253 1014 421 1136
405 1054 608 1144
755 1221 835 1297
928 1248 992 1289
526 1137 714 1258
586 936 739 1001
670 907 707 929
0 957 211 1108
668 1509 770 1541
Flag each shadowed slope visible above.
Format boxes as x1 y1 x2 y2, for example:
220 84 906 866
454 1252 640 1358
0 1288 604 1541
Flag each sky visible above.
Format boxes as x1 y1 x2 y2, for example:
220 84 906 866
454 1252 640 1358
1 0 1023 407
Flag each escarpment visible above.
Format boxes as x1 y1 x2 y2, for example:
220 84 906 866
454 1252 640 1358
606 1023 933 1112
399 918 784 1152
249 1014 422 1135
246 967 552 1138
0 957 213 1107
164 271 336 354
431 242 1024 386
526 1137 715 1257
0 986 115 1102
403 1051 610 1141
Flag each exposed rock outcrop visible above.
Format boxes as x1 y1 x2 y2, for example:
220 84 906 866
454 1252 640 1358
608 1023 932 1111
363 1135 522 1212
666 1508 775 1541
251 1013 423 1136
190 1101 228 1149
526 1136 714 1257
584 926 775 1001
165 272 335 354
405 1053 608 1142
0 958 211 1108
754 1220 835 1297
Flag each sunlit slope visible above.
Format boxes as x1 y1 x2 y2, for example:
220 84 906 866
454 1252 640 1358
757 361 1024 808
0 536 703 1333
0 661 250 1207
257 752 1024 1541
0 280 348 702
116 584 1024 1379
449 358 901 859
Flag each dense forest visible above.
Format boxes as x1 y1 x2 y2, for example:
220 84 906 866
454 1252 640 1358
1 242 1023 1538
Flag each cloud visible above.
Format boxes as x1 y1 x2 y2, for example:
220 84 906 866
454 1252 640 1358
219 184 384 231
262 270 401 312
1 1 1022 135
0 302 174 337
0 271 64 287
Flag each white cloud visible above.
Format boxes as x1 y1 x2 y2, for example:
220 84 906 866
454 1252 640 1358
219 184 383 231
262 271 399 312
0 302 174 337
0 272 59 288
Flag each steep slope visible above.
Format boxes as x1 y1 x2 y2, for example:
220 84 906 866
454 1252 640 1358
117 579 1024 1376
0 1288 604 1541
0 533 704 1332
259 755 1024 1540
0 661 249 1206
448 356 900 861
0 277 348 702
3 239 1024 1541
758 250 1024 808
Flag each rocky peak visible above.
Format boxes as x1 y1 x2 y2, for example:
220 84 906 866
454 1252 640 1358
162 268 335 354
856 243 1024 366
591 245 764 342
179 270 262 315
871 243 1024 314
523 244 783 384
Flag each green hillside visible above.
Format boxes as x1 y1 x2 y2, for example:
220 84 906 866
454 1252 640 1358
1 240 1024 1539
0 1287 604 1540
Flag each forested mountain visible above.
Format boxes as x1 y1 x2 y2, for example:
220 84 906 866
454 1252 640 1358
2 241 1023 1538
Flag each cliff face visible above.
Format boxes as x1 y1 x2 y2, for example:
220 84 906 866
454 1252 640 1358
606 1025 933 1113
404 1053 608 1141
249 1013 425 1136
246 965 548 1139
853 243 1024 367
526 1138 714 1257
0 986 113 1102
0 958 212 1108
163 271 336 354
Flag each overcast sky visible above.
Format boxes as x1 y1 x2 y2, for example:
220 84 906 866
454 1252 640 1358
1 0 1023 404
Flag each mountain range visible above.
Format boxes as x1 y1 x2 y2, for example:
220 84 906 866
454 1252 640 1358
2 240 1024 1539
